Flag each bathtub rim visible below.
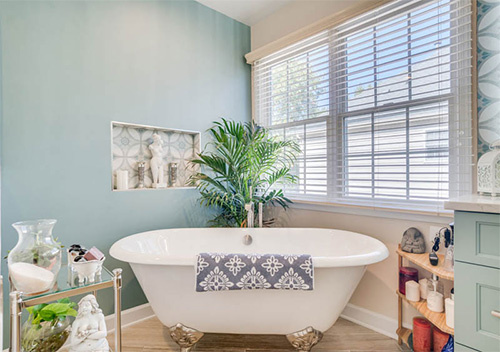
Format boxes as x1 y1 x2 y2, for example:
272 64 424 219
110 227 389 268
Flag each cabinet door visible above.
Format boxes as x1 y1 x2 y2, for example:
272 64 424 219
455 211 500 269
455 262 500 351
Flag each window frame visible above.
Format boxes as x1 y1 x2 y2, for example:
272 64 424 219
253 0 473 215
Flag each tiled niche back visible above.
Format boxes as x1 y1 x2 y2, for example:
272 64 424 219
112 122 201 190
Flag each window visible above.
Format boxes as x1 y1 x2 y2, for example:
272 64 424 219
253 0 473 213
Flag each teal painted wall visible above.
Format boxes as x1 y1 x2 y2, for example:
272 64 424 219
0 0 250 345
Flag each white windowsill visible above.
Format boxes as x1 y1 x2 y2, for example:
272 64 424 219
288 199 454 224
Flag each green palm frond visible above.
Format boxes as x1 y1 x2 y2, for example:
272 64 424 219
188 118 300 227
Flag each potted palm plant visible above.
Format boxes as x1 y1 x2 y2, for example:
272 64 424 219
189 118 300 227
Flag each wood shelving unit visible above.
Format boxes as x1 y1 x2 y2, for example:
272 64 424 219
396 247 454 281
396 245 454 347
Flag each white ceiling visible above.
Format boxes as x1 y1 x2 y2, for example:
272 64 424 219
196 0 295 26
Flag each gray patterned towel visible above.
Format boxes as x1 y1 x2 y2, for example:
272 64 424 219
195 253 314 292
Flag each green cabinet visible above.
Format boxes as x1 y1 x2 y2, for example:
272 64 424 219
455 262 500 351
455 211 500 268
455 211 500 352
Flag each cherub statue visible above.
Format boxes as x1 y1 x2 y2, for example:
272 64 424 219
149 133 166 188
401 227 426 254
69 294 109 352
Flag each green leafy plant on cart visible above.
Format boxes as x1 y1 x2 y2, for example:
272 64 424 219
22 298 77 352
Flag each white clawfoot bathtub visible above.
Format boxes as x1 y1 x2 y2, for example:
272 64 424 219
110 227 388 336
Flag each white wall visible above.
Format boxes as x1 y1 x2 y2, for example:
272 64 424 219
251 0 376 50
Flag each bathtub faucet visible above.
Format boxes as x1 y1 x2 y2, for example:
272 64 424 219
244 202 254 228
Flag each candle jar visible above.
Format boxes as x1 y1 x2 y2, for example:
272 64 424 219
427 291 444 312
399 267 418 294
116 170 129 190
8 219 61 294
433 327 451 352
405 280 420 302
419 278 429 299
413 317 432 352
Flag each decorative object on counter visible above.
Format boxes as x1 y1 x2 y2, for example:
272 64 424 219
149 133 166 189
401 227 426 253
188 118 300 227
137 161 146 189
477 139 500 196
419 278 429 300
399 266 418 295
169 163 178 187
405 280 420 302
433 326 451 352
8 219 62 295
445 288 454 329
68 245 105 285
22 298 77 352
413 317 432 352
116 170 128 190
69 294 110 352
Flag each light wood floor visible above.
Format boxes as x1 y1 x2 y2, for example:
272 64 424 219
103 316 408 352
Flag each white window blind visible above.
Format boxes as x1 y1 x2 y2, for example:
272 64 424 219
253 0 473 213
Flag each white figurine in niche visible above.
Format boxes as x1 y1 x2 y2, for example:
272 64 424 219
69 295 110 352
149 133 166 188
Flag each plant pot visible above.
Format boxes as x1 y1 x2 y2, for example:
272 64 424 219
8 219 61 294
21 319 70 352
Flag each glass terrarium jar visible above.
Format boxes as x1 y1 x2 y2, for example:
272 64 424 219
21 318 70 352
8 219 61 294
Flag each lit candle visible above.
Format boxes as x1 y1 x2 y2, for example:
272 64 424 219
116 170 129 190
405 280 420 302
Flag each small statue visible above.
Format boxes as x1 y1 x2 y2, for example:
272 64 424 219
401 227 426 254
69 295 110 352
149 134 166 188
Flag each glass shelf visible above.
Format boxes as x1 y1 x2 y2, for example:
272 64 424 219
13 263 114 307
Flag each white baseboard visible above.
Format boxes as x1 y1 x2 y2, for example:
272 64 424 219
340 303 403 340
105 303 155 334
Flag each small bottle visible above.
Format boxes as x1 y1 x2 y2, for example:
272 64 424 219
443 230 454 272
445 288 454 328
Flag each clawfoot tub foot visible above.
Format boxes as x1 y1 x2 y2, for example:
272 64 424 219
168 323 204 352
286 326 324 352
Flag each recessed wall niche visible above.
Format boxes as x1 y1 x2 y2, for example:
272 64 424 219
111 122 201 191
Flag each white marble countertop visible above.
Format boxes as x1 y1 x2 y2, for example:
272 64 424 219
445 194 500 214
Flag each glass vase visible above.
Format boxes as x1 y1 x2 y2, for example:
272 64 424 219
21 318 70 352
8 219 61 294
